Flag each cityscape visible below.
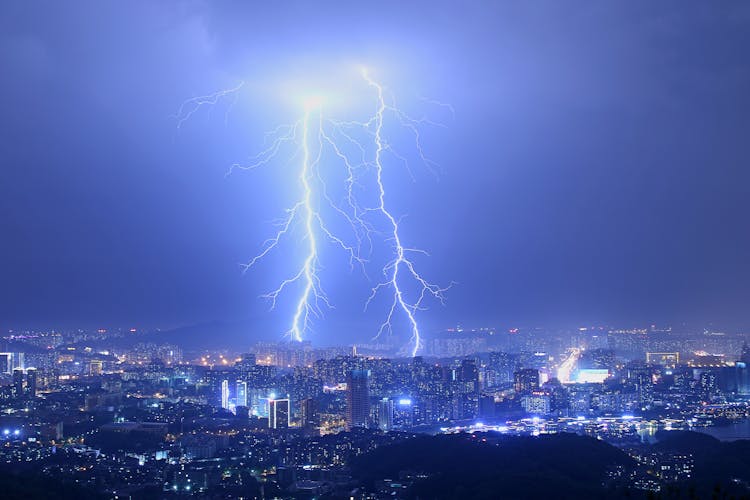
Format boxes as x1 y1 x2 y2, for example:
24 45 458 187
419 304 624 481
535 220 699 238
0 325 749 497
3 1 750 499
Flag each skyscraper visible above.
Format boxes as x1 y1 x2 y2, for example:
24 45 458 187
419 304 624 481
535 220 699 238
236 381 248 407
13 368 24 397
12 352 24 372
0 353 11 375
300 397 318 435
377 398 394 431
346 370 370 430
26 368 37 397
269 398 290 429
514 368 540 394
221 380 229 410
459 359 479 393
1 353 24 375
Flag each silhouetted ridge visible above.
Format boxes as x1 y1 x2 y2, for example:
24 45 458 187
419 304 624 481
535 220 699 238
351 433 633 499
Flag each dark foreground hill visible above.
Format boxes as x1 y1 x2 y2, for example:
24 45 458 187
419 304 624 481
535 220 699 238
654 430 750 498
0 469 103 499
350 432 634 499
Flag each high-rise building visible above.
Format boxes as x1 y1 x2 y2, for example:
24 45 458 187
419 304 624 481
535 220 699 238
269 398 290 429
377 398 394 431
236 381 248 407
250 390 273 418
26 368 37 397
699 371 719 400
521 391 551 415
13 368 24 396
734 362 750 396
221 380 229 410
488 351 517 386
394 398 415 428
300 398 318 435
0 353 11 375
346 370 370 429
1 353 24 375
412 356 427 380
514 368 540 394
459 359 479 393
11 352 24 372
627 364 654 407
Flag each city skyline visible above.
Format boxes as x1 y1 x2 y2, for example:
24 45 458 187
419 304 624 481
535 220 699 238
1 322 750 497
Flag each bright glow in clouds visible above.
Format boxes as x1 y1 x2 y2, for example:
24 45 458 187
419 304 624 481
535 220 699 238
175 67 450 356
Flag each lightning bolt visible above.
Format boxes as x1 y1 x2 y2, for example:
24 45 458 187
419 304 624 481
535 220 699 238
234 103 366 342
173 82 245 130
360 70 451 357
174 69 450 356
293 108 318 341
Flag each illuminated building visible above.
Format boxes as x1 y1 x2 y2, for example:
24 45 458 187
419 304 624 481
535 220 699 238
579 348 615 371
394 398 414 428
12 368 24 397
625 363 655 407
574 369 610 384
521 391 551 416
459 358 479 393
730 362 750 395
346 370 370 429
0 353 11 375
26 368 37 397
514 368 540 394
699 371 719 400
221 380 229 410
300 398 318 435
0 353 24 375
250 390 274 417
488 351 517 386
646 352 680 368
269 398 290 429
236 381 248 407
377 398 394 431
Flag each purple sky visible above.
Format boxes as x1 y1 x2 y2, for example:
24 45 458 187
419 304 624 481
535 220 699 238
1 1 749 344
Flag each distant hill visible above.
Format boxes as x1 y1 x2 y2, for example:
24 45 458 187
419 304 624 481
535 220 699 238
137 319 269 351
653 429 721 453
654 430 750 497
56 318 279 352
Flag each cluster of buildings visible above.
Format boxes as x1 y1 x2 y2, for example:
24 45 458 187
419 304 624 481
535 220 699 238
0 326 747 496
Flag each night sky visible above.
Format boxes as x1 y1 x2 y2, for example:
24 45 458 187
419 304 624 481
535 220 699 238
1 2 750 343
